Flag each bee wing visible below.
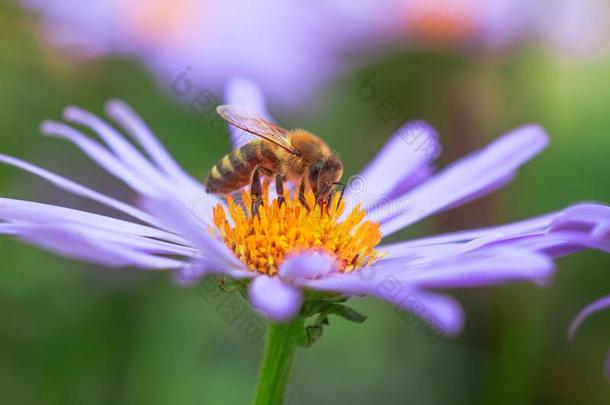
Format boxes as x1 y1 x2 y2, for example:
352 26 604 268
217 105 299 155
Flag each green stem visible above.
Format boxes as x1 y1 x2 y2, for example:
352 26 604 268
252 318 304 405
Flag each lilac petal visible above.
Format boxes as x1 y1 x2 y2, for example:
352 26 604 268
383 203 610 262
249 275 303 322
174 259 211 286
0 197 187 244
40 120 158 195
297 271 371 296
568 295 610 341
0 220 196 258
387 248 556 288
51 223 195 256
487 231 610 258
224 78 273 149
5 223 183 269
345 121 439 213
369 279 464 335
393 290 464 336
382 206 610 278
141 196 251 278
306 246 554 294
381 210 558 257
374 125 549 236
442 171 516 212
63 106 173 189
464 203 610 257
279 251 337 280
386 165 434 200
105 100 205 192
64 105 218 214
551 204 610 236
294 250 550 336
44 106 219 217
302 270 463 335
0 153 163 228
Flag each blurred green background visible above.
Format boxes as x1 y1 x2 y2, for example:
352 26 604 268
1 3 610 405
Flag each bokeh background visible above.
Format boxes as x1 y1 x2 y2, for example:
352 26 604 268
1 1 610 404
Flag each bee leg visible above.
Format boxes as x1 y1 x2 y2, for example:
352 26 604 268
275 174 285 207
251 166 264 217
319 199 327 214
259 167 274 198
298 180 310 211
333 182 346 210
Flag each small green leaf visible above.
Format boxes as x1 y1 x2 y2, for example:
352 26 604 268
301 325 324 347
324 304 368 323
300 300 330 317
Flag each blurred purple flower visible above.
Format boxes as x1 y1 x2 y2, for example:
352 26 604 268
22 0 380 109
568 295 610 381
23 0 608 113
2 79 610 335
386 0 609 56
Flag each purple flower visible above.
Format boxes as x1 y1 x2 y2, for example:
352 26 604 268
388 0 609 56
21 0 375 108
568 296 610 381
22 1 608 116
2 79 610 337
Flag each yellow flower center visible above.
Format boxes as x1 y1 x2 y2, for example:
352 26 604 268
212 184 382 276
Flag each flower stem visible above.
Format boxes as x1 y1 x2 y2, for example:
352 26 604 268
253 318 304 405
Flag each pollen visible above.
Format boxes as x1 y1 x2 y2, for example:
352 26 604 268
211 184 382 276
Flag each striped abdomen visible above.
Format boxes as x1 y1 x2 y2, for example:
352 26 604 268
205 141 277 194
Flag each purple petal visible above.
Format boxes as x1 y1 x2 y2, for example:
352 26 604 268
1 219 197 261
306 246 554 294
0 197 186 244
224 78 273 149
467 203 610 256
174 259 211 286
381 210 558 257
386 165 434 200
105 100 206 194
488 231 610 258
279 251 337 280
298 272 469 333
40 120 158 195
43 105 219 217
568 295 610 341
249 275 303 322
551 204 610 236
0 153 163 228
373 125 549 236
387 248 556 288
64 106 167 183
383 203 610 262
345 121 439 213
141 196 250 277
3 222 183 269
442 171 516 212
368 277 464 335
393 290 464 336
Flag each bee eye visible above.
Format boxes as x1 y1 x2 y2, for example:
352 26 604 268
309 162 322 178
325 155 343 172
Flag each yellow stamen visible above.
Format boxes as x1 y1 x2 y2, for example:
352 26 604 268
211 183 382 276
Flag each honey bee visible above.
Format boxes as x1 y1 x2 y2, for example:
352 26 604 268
206 105 344 214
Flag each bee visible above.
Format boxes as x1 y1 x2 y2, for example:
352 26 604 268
206 105 344 214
